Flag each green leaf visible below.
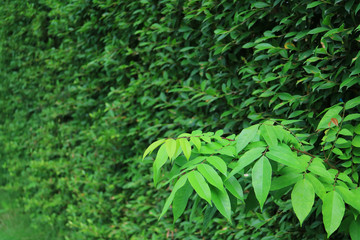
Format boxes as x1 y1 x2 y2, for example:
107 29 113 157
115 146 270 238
143 139 165 160
353 135 360 148
159 174 188 219
260 123 278 147
210 186 231 222
179 138 192 160
350 218 360 240
339 129 353 136
266 144 301 169
153 145 169 186
224 176 243 200
344 113 360 122
235 124 259 154
165 139 177 160
255 43 275 50
308 27 328 34
345 96 360 110
197 164 225 191
317 106 343 130
335 186 360 212
307 1 323 8
322 191 345 238
271 173 302 191
228 147 266 179
207 156 227 176
307 158 332 182
252 156 272 211
173 181 193 223
291 178 315 226
180 156 206 170
188 170 212 205
252 2 270 8
190 136 201 151
306 173 326 200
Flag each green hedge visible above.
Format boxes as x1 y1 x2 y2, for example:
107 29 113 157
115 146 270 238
0 0 359 239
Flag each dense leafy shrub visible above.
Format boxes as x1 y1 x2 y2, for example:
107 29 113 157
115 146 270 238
0 0 359 239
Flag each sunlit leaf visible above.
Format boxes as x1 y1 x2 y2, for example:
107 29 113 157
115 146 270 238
188 170 212 205
322 191 345 238
291 178 315 226
252 156 272 211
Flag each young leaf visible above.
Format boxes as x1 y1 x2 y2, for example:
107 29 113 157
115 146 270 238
252 156 272 211
191 136 202 151
227 147 266 179
179 138 192 160
260 123 278 147
322 191 345 238
350 218 360 240
207 156 227 176
317 106 343 130
165 139 177 160
153 144 169 186
159 174 188 219
143 139 165 160
188 170 212 205
173 181 193 223
197 164 225 192
291 178 315 226
235 124 259 154
210 186 231 222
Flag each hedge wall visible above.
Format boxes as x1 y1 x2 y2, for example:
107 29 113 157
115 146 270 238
0 0 359 239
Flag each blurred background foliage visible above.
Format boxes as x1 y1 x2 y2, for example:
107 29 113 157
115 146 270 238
0 0 359 239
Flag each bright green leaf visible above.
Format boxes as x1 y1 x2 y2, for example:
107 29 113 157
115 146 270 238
153 144 169 186
179 138 192 160
252 156 272 211
307 1 323 8
317 106 343 130
143 139 165 160
345 96 360 110
159 174 188 219
188 170 212 205
207 156 227 176
227 147 266 179
165 139 177 160
173 181 193 223
191 136 201 151
271 173 302 191
210 186 231 222
260 123 278 147
306 173 326 200
224 176 243 200
197 164 225 191
235 124 259 154
322 191 345 238
266 144 301 169
291 178 315 226
308 27 328 34
353 135 360 148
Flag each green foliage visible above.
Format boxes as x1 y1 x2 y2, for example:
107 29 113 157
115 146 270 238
145 103 360 238
0 0 359 239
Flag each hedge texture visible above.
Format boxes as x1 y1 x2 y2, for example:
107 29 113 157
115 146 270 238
0 0 359 239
